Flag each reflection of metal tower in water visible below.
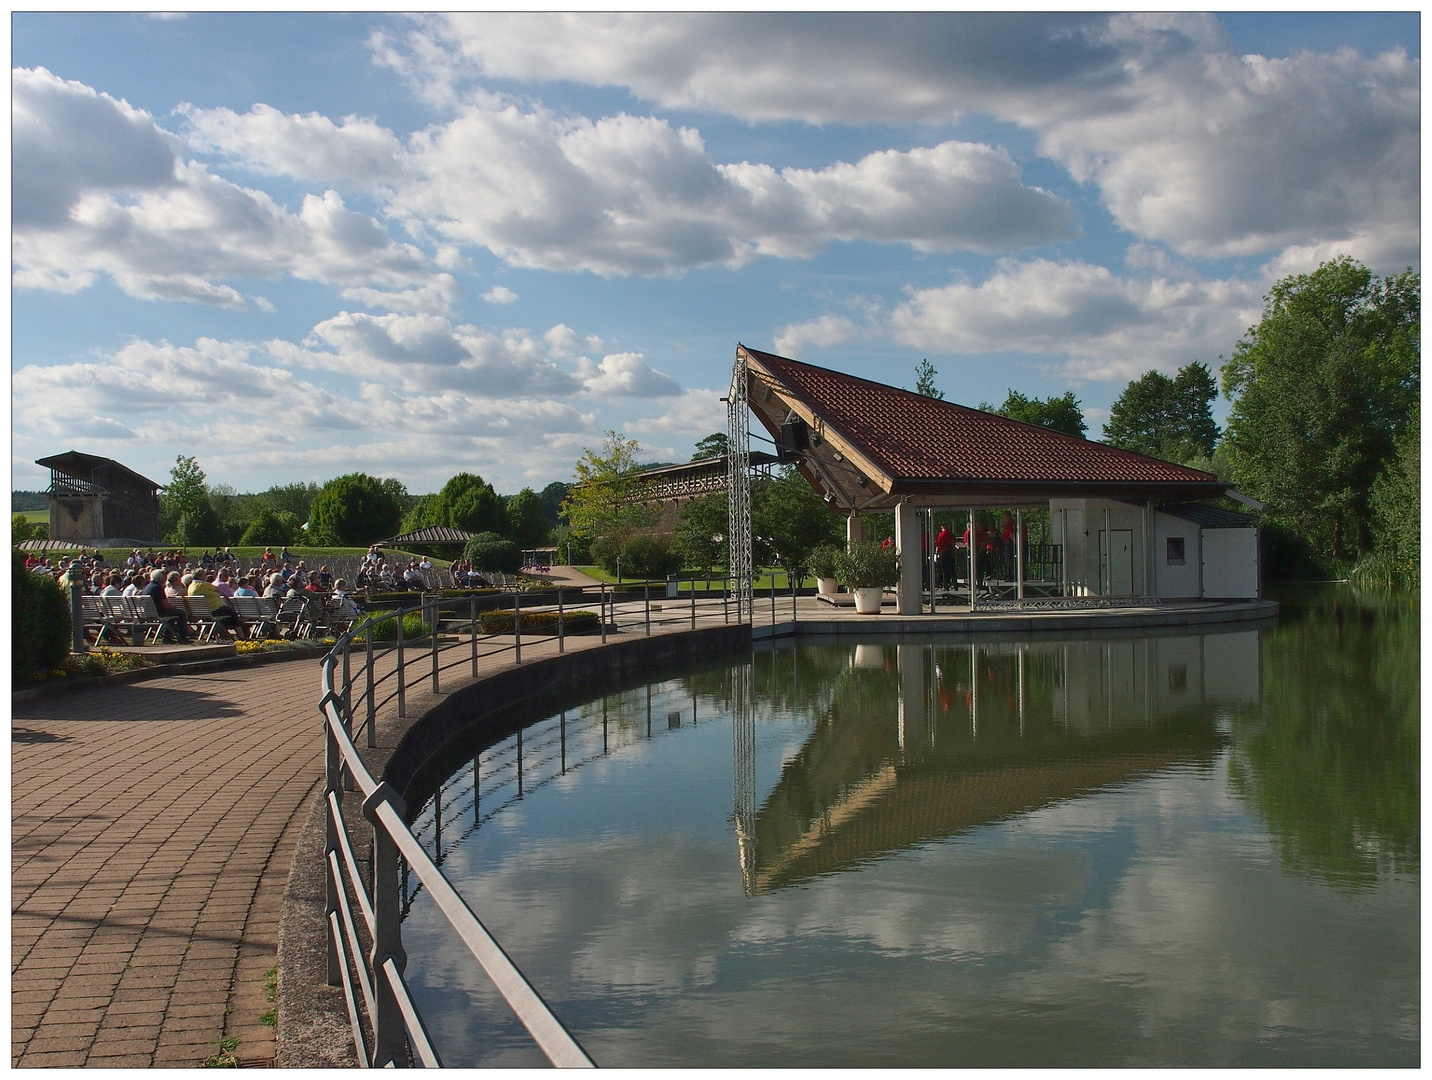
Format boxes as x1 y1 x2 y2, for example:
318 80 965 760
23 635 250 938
732 663 757 897
727 348 752 622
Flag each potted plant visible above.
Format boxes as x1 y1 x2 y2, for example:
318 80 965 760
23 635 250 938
834 541 899 614
808 544 842 597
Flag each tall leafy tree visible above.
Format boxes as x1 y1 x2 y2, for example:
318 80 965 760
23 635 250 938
1221 257 1419 559
914 359 944 399
981 390 1087 438
504 488 550 550
432 473 506 536
307 473 403 546
752 467 844 583
1104 361 1219 462
160 455 222 546
691 432 729 460
537 481 570 528
675 491 729 586
561 431 653 543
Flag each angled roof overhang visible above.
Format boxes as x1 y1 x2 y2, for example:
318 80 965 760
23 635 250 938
36 451 161 494
738 345 1229 511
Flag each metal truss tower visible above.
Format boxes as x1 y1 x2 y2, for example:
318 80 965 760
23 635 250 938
726 348 753 622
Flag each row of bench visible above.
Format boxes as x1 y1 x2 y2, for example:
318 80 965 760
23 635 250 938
81 593 363 646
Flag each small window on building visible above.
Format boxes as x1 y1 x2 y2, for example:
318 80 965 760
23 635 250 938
1166 537 1186 565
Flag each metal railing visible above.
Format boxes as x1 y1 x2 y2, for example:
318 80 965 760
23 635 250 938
315 576 784 1067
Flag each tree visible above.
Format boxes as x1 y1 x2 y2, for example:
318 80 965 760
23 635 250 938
239 507 301 547
752 467 844 583
914 359 944 399
691 432 729 461
12 514 46 544
504 488 549 550
537 482 570 529
431 473 506 536
1104 362 1219 462
160 455 222 547
561 431 653 543
307 473 403 547
463 532 521 574
1221 257 1419 560
1367 400 1419 581
981 390 1087 437
675 491 728 586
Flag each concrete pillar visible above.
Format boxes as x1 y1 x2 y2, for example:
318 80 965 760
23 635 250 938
894 501 922 615
846 513 865 547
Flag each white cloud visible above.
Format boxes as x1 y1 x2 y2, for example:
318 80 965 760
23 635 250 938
626 387 726 436
12 67 457 311
575 352 682 398
773 315 860 357
889 257 1263 381
299 312 580 396
380 14 1419 271
179 102 404 187
386 95 1072 276
482 285 518 304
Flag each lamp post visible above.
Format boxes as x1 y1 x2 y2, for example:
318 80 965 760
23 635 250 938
66 560 87 654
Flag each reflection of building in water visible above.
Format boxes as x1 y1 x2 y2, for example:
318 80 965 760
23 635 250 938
738 632 1260 896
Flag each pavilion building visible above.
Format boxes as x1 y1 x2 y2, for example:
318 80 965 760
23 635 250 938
729 346 1261 614
35 451 161 547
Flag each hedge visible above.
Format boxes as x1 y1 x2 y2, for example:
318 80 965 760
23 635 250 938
478 609 600 635
14 553 71 683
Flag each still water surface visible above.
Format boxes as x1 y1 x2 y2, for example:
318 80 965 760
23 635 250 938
401 587 1418 1067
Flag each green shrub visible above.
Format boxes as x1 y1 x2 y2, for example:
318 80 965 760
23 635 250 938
464 532 521 574
834 541 900 589
478 609 600 635
808 544 842 580
367 612 432 642
13 553 71 683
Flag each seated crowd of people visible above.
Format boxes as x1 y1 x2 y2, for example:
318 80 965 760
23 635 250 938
35 549 362 645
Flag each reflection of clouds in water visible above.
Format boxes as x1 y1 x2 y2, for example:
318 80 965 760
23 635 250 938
403 702 1417 1066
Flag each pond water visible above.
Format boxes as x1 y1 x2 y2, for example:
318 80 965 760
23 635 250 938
399 586 1419 1067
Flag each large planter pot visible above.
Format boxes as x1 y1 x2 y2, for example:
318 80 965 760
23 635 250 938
853 587 884 614
816 577 839 597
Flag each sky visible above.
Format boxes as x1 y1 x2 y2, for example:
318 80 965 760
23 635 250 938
11 12 1421 496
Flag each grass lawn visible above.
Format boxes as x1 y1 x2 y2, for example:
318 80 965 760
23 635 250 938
14 510 47 525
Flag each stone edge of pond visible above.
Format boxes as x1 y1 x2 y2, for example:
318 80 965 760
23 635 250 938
275 623 753 1068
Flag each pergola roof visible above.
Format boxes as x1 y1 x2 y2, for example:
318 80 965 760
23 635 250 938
378 526 475 547
740 345 1228 509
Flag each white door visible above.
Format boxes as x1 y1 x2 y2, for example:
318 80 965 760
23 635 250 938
1099 530 1134 595
1202 528 1260 599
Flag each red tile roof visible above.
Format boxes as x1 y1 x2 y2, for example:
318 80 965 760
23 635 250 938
743 347 1221 491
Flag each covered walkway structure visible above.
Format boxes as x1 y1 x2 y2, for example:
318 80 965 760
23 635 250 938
726 346 1259 616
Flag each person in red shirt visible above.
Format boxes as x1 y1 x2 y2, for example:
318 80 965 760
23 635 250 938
934 524 954 587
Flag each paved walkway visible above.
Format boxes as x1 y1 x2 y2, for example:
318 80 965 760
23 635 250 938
12 662 325 1067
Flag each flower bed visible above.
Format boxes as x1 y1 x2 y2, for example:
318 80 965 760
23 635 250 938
22 648 155 685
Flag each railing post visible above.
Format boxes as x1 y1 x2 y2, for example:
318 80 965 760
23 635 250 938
557 588 565 654
771 573 776 624
341 638 352 720
600 584 608 644
365 623 376 748
396 610 406 719
724 577 729 623
513 589 522 664
644 581 650 636
691 575 696 629
429 595 439 695
792 575 798 623
324 721 343 987
469 594 478 679
364 784 409 1068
